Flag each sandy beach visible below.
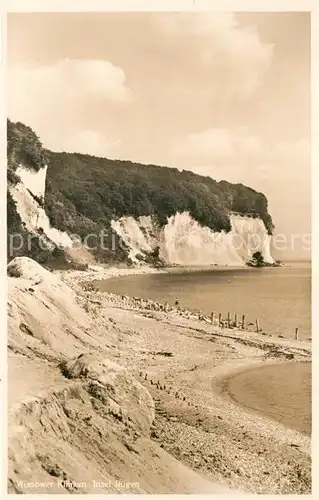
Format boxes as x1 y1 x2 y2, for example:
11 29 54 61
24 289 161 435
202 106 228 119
8 260 311 494
63 264 311 493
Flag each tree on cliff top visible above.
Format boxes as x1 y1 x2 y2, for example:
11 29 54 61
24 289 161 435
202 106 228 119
248 251 265 267
7 118 48 173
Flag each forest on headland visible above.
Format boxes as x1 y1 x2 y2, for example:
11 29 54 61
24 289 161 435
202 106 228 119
7 119 274 266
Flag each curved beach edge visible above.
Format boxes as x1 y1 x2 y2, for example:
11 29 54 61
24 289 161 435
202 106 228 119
8 259 311 494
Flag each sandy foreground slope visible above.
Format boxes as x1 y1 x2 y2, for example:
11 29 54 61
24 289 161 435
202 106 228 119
7 258 311 494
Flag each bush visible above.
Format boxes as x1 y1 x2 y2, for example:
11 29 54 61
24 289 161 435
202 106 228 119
7 169 20 185
247 251 265 268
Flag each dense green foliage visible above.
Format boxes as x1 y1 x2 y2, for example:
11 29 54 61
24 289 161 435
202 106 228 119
250 251 265 267
7 119 274 266
45 152 274 237
247 251 281 268
7 119 48 172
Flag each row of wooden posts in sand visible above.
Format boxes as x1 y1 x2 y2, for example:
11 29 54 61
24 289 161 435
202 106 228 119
213 311 299 339
139 371 202 409
83 285 300 340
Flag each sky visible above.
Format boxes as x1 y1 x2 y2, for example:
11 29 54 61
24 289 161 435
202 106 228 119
7 12 311 259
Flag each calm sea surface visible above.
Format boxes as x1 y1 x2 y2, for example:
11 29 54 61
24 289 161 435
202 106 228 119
96 262 311 340
95 262 311 434
225 362 311 435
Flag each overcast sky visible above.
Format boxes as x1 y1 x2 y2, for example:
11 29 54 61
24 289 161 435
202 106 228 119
7 12 311 259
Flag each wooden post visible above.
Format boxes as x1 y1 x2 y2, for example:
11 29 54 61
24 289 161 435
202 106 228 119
218 312 222 327
242 314 246 330
234 313 238 328
211 312 215 325
256 319 260 333
295 328 299 340
227 312 231 328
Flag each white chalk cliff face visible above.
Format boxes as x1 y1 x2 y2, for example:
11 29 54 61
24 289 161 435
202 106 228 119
9 165 73 248
15 164 48 200
111 216 158 261
112 212 275 266
9 163 274 266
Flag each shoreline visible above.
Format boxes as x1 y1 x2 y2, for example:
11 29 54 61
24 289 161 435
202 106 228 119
64 264 312 432
9 259 311 494
55 263 166 284
216 360 311 436
56 258 290 287
60 263 312 408
60 262 312 368
81 263 311 342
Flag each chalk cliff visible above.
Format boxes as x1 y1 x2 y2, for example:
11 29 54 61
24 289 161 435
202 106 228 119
112 212 274 266
7 119 275 267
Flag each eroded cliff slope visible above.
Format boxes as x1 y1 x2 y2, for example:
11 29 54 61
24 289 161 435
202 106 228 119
8 257 231 494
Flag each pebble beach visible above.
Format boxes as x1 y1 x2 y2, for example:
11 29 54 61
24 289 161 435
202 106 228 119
58 264 312 494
